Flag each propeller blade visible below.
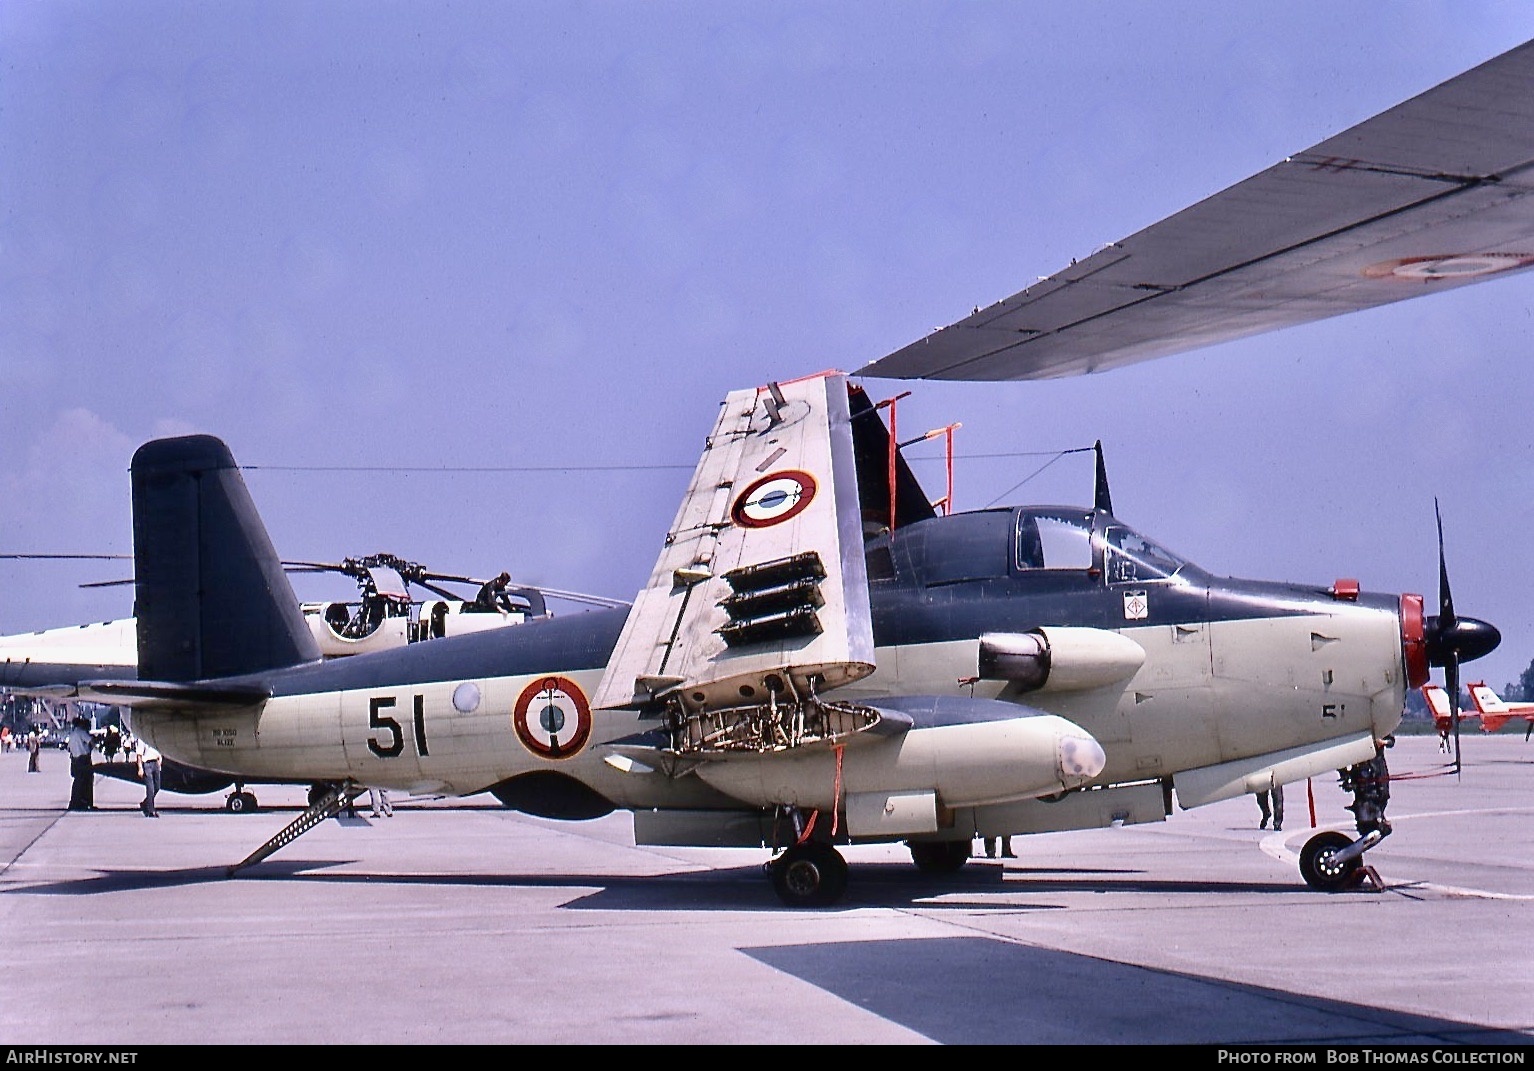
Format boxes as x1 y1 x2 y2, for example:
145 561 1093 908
1445 657 1462 778
1429 498 1503 777
1435 498 1457 630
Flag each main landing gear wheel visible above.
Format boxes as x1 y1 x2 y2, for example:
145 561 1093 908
1299 831 1361 891
770 843 849 907
908 840 973 874
225 791 258 814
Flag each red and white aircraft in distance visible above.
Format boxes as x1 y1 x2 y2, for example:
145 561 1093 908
1422 682 1534 745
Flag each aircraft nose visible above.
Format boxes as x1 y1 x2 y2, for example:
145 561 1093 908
1425 615 1501 666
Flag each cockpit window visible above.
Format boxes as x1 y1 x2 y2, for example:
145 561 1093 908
1104 524 1188 584
1015 510 1094 571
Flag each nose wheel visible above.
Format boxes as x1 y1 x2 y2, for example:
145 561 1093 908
1301 742 1394 891
1299 831 1359 890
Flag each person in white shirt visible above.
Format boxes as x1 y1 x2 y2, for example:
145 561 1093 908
368 786 393 818
136 738 163 817
67 716 96 810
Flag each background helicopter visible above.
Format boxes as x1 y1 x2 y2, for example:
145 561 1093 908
279 552 629 657
0 550 630 664
0 551 630 812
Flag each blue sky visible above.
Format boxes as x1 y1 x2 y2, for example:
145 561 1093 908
4 2 1534 692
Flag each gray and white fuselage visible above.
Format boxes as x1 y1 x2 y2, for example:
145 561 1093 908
100 504 1419 841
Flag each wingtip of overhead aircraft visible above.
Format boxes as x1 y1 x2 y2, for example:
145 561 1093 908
855 36 1534 384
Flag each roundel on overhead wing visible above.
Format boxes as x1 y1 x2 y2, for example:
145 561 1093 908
1363 253 1534 281
512 676 592 760
731 470 817 529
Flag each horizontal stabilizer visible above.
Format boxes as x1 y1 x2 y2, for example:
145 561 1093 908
65 679 270 711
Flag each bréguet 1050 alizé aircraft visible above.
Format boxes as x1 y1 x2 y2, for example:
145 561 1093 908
10 34 1534 906
9 370 1500 905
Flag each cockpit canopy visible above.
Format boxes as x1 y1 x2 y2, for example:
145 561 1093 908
868 506 1194 587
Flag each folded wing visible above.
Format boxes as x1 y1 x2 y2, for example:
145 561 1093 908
593 373 878 752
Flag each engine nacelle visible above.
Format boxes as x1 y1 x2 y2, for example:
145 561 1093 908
691 696 1105 836
979 626 1145 692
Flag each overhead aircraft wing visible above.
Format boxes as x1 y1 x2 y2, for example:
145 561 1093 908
858 38 1534 381
592 373 875 715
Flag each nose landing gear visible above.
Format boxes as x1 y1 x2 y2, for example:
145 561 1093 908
1299 739 1392 891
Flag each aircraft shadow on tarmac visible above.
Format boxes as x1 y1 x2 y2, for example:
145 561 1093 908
743 935 1533 1046
4 863 1524 1045
5 858 1306 906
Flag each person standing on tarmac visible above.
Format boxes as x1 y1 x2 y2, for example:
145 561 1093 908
137 737 163 817
67 716 96 811
1257 784 1284 831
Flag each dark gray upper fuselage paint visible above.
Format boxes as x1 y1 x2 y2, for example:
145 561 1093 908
1 506 1399 695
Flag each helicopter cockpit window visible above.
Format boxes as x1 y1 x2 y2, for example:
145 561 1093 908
1015 510 1094 571
1104 524 1188 584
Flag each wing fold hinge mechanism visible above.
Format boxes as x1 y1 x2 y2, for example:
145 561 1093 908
665 692 889 758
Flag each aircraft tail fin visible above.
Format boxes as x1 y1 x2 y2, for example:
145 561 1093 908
131 435 321 682
1421 683 1454 735
1467 683 1510 732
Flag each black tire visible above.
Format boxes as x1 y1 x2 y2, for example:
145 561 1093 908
1300 831 1360 891
770 843 849 907
225 792 247 814
239 792 258 813
908 839 973 874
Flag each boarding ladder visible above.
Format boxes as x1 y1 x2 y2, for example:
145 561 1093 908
228 780 368 876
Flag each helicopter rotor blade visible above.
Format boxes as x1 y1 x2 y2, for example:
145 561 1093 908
532 587 632 609
0 553 132 560
419 571 481 586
